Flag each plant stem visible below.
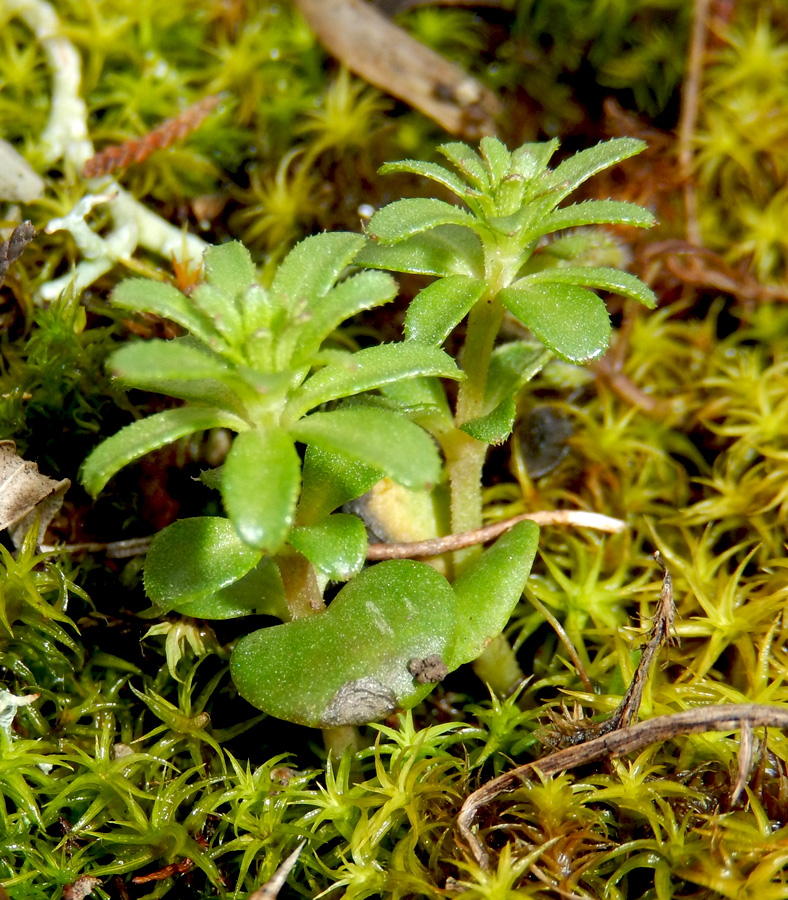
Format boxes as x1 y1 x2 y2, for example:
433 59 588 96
446 296 504 546
277 551 325 620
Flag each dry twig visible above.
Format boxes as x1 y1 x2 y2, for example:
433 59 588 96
457 704 788 868
366 510 625 560
677 0 712 244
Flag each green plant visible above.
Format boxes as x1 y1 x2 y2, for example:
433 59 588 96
79 134 654 729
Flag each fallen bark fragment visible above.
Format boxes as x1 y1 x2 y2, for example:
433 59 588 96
292 0 500 138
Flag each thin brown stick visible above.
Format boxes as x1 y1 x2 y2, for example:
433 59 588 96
457 703 788 868
366 510 625 560
40 536 153 558
677 0 711 245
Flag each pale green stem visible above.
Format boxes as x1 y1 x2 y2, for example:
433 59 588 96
277 551 325 620
323 726 365 760
446 295 505 548
472 633 525 698
447 263 525 694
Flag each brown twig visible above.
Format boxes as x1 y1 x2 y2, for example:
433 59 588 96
677 0 712 245
82 96 221 178
540 552 676 748
366 510 625 560
457 703 788 868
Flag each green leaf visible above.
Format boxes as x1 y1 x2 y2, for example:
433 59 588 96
379 159 468 199
222 427 300 553
367 198 479 244
404 275 485 346
203 240 257 297
291 407 441 490
111 279 229 352
479 136 512 187
539 200 656 237
355 226 483 277
499 282 611 363
486 341 550 407
510 139 560 183
286 343 462 420
190 283 244 347
289 513 367 581
111 339 229 386
293 270 397 363
546 138 646 204
269 232 365 313
230 560 457 726
237 284 272 337
108 340 251 417
450 521 540 667
438 142 490 190
171 557 288 620
144 517 263 611
460 397 516 445
518 266 657 309
380 375 454 434
298 445 382 525
80 407 248 496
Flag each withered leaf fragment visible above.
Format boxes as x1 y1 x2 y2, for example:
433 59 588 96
63 876 102 900
0 221 36 288
0 441 70 546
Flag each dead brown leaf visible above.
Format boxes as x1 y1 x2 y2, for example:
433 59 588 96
0 441 70 546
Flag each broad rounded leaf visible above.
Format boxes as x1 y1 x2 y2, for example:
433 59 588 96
171 557 288 620
404 275 485 346
499 282 611 363
222 427 300 553
80 407 248 497
368 198 478 244
461 397 516 445
298 445 382 526
144 517 262 611
289 513 367 581
450 520 540 667
291 408 441 490
230 560 457 726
